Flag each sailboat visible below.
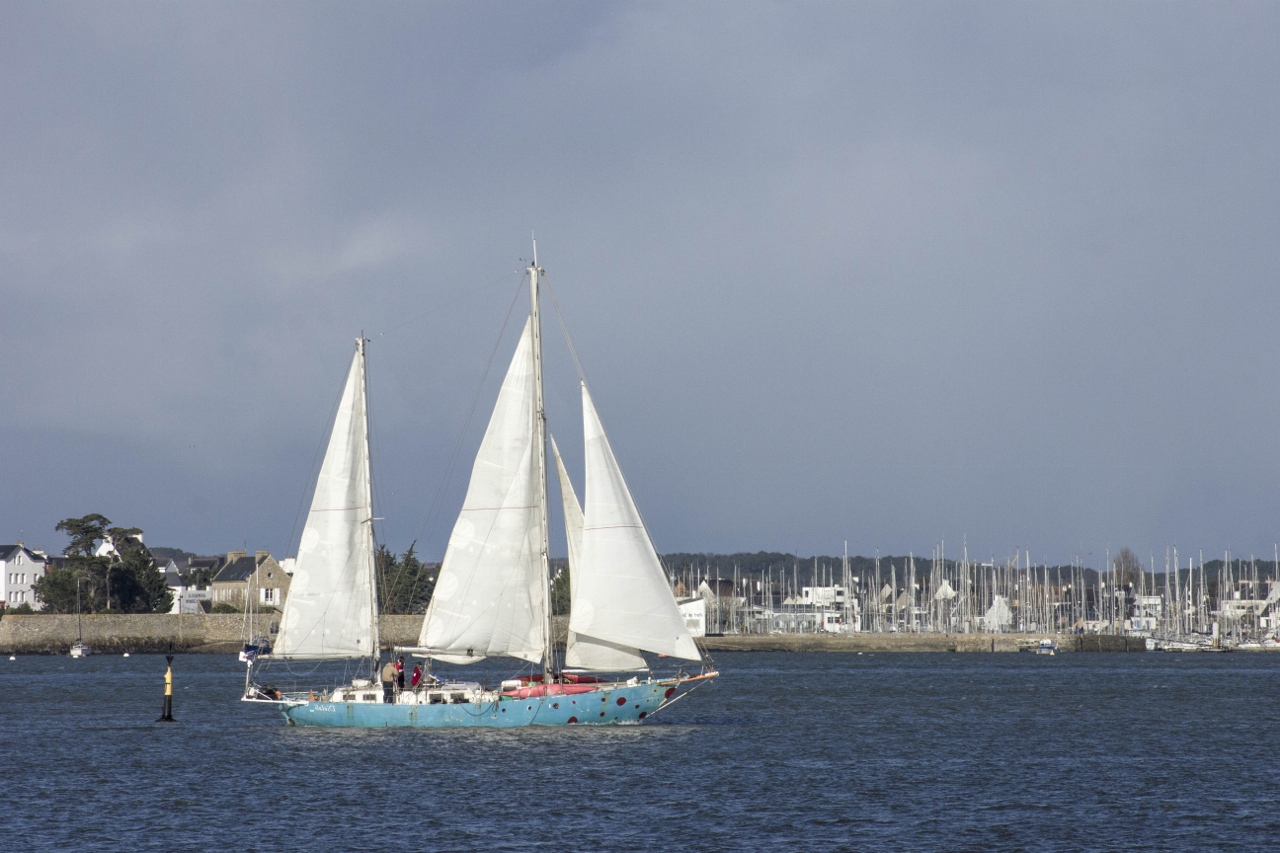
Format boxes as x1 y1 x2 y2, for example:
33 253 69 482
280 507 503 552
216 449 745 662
243 255 716 727
238 567 271 663
70 577 91 658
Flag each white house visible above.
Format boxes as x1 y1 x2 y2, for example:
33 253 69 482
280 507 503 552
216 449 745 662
94 531 144 560
1128 594 1163 632
164 567 212 614
1 544 47 610
801 585 847 607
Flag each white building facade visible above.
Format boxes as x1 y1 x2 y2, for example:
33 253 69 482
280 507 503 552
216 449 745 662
1 544 47 610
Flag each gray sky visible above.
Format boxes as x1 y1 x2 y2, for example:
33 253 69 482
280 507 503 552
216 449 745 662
3 2 1278 568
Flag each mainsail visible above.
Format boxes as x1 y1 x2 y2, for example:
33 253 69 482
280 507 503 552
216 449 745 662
275 339 378 660
418 318 547 664
570 385 701 661
553 436 647 672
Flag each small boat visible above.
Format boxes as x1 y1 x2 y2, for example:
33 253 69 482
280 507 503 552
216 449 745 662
239 640 271 663
1021 638 1057 655
244 251 716 727
1152 636 1213 652
238 572 273 662
69 577 91 658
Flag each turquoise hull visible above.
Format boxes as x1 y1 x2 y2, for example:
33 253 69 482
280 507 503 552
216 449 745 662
278 680 673 728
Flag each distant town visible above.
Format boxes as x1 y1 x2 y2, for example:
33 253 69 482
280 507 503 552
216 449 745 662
4 515 1279 651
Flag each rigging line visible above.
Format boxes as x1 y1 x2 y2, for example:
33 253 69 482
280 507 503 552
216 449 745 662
382 273 521 612
397 541 425 617
378 270 520 337
542 275 588 386
363 344 400 614
648 677 709 719
286 351 353 564
544 275 680 596
365 339 384 539
411 275 528 552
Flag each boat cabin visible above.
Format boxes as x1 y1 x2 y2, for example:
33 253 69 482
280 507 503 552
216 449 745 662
327 680 487 705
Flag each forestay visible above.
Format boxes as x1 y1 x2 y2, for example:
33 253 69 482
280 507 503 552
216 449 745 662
570 385 701 661
275 341 378 660
418 319 548 665
553 437 647 672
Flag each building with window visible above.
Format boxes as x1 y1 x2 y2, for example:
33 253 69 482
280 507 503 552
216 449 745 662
0 544 47 610
210 550 291 611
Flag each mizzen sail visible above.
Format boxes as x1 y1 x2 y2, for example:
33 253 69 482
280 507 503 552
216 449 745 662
275 339 378 660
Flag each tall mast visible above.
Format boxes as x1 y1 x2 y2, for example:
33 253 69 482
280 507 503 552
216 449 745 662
528 256 554 677
359 335 380 672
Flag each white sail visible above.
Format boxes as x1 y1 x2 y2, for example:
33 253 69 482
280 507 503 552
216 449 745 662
553 436 647 672
571 385 701 661
418 319 547 664
275 340 378 660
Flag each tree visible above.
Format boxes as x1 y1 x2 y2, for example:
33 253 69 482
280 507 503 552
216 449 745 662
106 526 172 613
185 564 219 590
1113 548 1145 589
30 567 80 614
34 514 112 613
550 565 570 616
33 515 172 614
377 544 437 614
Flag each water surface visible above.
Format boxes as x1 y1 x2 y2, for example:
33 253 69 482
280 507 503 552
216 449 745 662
5 651 1278 851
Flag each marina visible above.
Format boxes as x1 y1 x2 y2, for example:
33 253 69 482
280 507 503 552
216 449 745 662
677 546 1280 652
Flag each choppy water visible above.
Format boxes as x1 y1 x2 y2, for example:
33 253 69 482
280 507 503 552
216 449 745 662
4 650 1279 851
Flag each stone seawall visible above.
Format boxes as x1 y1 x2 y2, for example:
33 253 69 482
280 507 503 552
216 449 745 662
697 633 1145 653
0 615 1143 655
0 614 427 655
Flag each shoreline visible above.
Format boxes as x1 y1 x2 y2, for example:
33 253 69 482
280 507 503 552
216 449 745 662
697 632 1145 653
0 614 426 655
0 614 1146 655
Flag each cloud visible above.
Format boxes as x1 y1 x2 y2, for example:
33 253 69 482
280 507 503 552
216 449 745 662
2 2 1278 566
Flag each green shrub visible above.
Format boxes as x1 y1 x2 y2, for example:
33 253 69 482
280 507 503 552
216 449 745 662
210 602 240 614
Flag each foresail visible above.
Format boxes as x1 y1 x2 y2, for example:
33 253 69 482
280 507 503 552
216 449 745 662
571 385 701 661
553 436 646 672
419 319 547 664
276 341 378 660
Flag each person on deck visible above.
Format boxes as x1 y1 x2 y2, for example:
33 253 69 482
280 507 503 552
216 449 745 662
395 656 406 690
381 659 397 702
411 664 422 687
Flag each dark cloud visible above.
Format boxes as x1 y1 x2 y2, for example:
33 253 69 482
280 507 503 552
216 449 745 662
2 2 1277 567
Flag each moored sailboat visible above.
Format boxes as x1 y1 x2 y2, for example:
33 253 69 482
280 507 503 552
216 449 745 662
70 577 91 658
243 256 716 727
